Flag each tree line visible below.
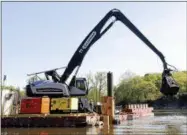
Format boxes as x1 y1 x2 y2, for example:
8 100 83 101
114 70 187 106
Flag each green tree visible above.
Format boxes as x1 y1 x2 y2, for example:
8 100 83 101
114 70 187 105
173 71 187 93
85 72 107 102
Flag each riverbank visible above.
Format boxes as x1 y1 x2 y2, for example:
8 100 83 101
153 109 187 116
117 94 187 111
154 109 187 112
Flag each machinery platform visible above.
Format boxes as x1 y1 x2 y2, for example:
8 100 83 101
1 103 155 128
1 113 100 128
1 112 154 128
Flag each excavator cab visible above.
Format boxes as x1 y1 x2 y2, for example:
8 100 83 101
75 78 88 94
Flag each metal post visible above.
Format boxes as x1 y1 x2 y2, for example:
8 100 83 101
1 79 2 116
1 75 6 116
107 72 115 125
107 72 113 97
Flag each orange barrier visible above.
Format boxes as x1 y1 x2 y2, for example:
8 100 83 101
122 104 153 117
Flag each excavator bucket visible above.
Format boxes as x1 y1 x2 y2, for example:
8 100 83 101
160 70 179 96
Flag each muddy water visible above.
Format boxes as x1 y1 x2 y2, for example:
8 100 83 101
2 112 187 135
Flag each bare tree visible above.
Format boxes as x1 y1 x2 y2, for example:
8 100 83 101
85 72 107 102
85 71 94 91
95 72 107 99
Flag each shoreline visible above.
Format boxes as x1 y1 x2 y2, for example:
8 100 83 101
153 109 187 115
153 109 187 112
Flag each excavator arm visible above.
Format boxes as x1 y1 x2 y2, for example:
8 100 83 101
60 8 179 96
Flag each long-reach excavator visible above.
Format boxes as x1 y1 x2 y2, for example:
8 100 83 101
26 9 179 112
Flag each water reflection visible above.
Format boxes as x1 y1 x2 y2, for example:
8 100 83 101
2 115 187 135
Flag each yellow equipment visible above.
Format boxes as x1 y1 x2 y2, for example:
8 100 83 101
50 98 78 113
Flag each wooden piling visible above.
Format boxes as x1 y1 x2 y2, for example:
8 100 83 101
102 115 109 127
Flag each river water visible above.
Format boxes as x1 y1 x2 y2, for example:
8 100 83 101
1 112 187 135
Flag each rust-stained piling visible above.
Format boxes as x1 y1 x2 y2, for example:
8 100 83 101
101 96 115 126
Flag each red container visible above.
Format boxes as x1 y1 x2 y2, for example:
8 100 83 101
20 98 41 114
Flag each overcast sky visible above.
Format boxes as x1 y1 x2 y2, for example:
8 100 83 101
2 2 186 89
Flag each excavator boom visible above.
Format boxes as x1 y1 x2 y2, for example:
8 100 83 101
60 9 167 83
60 8 179 96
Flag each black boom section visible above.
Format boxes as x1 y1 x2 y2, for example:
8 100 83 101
60 8 179 96
60 9 167 83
